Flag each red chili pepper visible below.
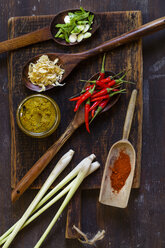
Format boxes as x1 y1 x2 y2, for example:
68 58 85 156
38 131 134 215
69 96 81 101
91 87 113 98
98 80 120 88
89 100 102 111
85 84 94 91
74 85 96 112
97 75 128 86
91 108 95 118
80 77 111 86
91 89 126 102
85 98 90 133
69 84 95 100
91 95 110 102
99 77 111 84
99 53 106 80
107 80 116 87
90 99 109 123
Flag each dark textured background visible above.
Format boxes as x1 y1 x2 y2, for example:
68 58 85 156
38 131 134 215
0 1 165 248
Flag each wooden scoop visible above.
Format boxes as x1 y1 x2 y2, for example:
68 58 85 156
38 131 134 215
22 16 165 91
12 71 119 203
99 89 137 208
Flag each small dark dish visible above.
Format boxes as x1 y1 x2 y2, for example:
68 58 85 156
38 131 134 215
22 53 65 92
50 9 100 46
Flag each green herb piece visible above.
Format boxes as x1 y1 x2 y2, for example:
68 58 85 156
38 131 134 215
58 34 64 39
55 7 94 43
55 28 62 37
88 14 94 24
80 7 86 13
77 20 88 25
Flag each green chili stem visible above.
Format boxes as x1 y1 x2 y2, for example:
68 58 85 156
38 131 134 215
101 53 106 73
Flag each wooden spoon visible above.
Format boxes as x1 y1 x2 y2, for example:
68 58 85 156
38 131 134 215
22 16 165 91
99 89 137 208
12 71 119 203
0 9 99 54
1 15 165 54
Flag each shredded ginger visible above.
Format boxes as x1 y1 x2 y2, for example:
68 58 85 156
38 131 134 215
28 55 65 91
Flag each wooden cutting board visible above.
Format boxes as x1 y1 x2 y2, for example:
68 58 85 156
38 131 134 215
8 11 143 238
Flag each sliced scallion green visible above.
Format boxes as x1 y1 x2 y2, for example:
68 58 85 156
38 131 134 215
55 7 94 43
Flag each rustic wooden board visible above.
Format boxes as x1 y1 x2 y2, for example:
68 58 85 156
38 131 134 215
8 11 143 238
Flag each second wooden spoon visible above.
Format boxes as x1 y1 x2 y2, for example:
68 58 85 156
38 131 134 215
22 16 165 91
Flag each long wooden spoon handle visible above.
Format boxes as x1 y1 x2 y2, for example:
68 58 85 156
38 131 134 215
122 89 137 140
80 16 165 58
0 27 52 54
11 121 77 203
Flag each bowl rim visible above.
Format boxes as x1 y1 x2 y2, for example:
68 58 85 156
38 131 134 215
16 94 61 138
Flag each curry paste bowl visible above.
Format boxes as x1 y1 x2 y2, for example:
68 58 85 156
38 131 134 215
16 94 61 138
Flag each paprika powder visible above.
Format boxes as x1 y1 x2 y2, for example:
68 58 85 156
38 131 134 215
110 150 131 192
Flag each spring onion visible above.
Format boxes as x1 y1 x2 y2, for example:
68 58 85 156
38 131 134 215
69 33 77 43
2 150 74 248
83 24 90 33
77 33 84 42
83 32 92 39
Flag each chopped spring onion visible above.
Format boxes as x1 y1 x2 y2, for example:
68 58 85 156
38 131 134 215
55 7 94 43
77 33 84 42
83 24 90 33
2 150 74 248
69 33 77 43
64 15 70 24
83 32 92 39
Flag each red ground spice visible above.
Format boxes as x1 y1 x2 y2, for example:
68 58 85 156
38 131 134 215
110 150 131 193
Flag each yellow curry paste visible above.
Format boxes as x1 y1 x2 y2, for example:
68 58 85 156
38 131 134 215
20 97 56 133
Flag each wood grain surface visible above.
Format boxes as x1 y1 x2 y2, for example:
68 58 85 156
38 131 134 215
0 0 165 248
8 12 143 238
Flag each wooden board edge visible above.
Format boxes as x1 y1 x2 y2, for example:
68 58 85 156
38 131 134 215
65 190 81 239
8 17 17 190
7 11 142 22
132 11 143 188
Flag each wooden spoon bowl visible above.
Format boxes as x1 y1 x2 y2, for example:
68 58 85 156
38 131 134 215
22 53 66 92
50 9 100 46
